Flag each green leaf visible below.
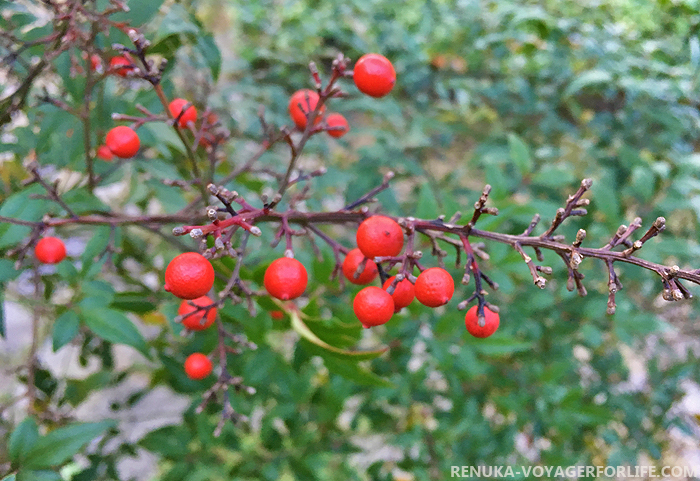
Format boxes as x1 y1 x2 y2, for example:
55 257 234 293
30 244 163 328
2 474 17 481
16 470 61 481
564 69 613 97
0 286 4 339
507 133 533 178
467 336 533 356
110 292 157 314
80 226 111 265
321 354 393 387
0 259 21 282
139 426 189 457
9 417 39 463
415 182 439 219
81 308 150 358
52 311 80 351
196 34 222 81
22 421 115 469
111 0 165 26
290 311 387 360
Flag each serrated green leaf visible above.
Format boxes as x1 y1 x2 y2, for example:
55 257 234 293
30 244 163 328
290 311 387 360
52 311 80 351
9 417 39 463
507 133 533 177
81 308 150 358
22 421 115 469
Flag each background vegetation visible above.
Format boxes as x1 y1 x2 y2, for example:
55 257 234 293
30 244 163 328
2 0 700 479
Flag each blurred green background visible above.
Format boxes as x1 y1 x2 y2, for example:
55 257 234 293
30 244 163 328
2 0 700 480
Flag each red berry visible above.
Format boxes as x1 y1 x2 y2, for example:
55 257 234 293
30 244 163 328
382 276 415 311
89 54 102 72
264 257 308 300
288 89 325 130
109 55 134 77
270 310 285 320
465 305 500 338
184 353 212 380
164 252 215 300
168 98 198 128
105 126 140 159
96 145 114 161
35 237 66 264
356 215 404 259
353 286 394 328
342 248 378 285
325 113 349 138
414 267 454 307
353 53 396 98
178 296 217 331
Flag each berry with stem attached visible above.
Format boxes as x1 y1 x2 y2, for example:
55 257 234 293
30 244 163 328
414 267 454 307
353 286 394 328
288 89 325 130
342 248 378 285
184 353 212 380
164 252 215 300
109 55 134 77
168 98 197 128
465 305 500 338
105 126 140 159
353 53 396 98
383 276 415 311
178 296 217 331
264 257 308 300
356 215 404 259
35 237 66 264
325 113 349 138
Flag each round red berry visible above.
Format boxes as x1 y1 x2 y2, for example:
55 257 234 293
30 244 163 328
264 257 308 300
356 215 404 259
105 126 140 159
89 54 102 72
109 55 134 77
96 145 114 161
168 98 198 128
353 53 396 98
178 296 217 331
383 276 415 311
465 305 500 338
164 252 215 300
270 310 285 320
325 113 349 138
184 353 212 380
414 267 454 307
35 237 66 264
342 248 378 285
353 286 394 328
288 89 325 130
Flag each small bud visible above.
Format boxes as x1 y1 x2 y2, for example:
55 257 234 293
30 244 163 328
457 300 469 310
207 208 218 221
581 178 593 189
284 249 294 258
172 227 186 235
477 315 486 328
249 226 262 237
535 276 546 289
214 237 225 251
395 273 405 281
190 228 204 239
461 274 470 285
208 184 219 195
